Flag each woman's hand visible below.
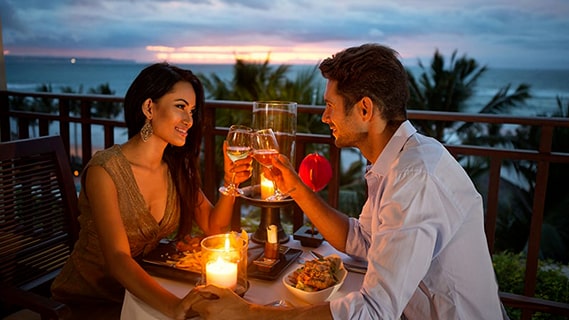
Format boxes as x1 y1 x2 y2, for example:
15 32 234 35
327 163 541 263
222 141 252 186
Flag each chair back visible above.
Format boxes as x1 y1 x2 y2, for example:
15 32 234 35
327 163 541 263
0 136 79 293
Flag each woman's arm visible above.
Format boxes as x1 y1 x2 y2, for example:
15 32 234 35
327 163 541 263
86 166 188 319
194 141 252 235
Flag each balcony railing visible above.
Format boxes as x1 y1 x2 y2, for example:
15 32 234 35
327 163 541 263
2 89 569 319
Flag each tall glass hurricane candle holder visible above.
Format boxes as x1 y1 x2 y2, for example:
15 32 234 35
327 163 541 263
199 233 248 296
252 101 297 165
248 101 297 243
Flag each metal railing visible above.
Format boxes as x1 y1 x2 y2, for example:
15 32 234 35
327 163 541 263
2 89 569 318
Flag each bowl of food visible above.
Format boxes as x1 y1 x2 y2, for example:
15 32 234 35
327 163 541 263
282 254 347 304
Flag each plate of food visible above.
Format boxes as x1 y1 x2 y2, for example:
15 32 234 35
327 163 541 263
140 236 204 282
282 254 347 304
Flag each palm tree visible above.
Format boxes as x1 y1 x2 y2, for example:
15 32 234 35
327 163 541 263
406 49 531 142
87 83 122 119
198 56 325 130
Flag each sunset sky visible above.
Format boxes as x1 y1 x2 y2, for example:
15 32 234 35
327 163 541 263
1 0 568 69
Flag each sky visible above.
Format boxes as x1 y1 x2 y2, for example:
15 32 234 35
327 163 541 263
1 0 569 69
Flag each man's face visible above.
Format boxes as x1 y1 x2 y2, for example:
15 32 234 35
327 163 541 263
321 80 365 148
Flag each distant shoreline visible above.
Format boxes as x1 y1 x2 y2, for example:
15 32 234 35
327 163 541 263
4 55 137 64
5 54 569 71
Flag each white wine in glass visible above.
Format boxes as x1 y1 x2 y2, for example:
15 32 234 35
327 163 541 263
227 146 252 163
219 125 253 196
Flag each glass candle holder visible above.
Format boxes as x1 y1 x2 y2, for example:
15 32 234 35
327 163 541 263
248 101 297 243
251 101 297 192
199 233 248 296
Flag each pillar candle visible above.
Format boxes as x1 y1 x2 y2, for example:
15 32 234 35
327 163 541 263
267 224 278 244
264 224 279 259
206 256 238 289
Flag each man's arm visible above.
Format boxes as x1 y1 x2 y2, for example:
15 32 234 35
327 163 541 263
271 154 350 251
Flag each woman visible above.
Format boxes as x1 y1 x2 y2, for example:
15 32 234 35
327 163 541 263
51 62 251 319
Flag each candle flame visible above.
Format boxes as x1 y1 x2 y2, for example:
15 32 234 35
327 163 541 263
260 173 275 199
224 237 230 251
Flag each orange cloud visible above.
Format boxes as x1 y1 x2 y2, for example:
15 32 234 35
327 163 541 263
146 45 337 64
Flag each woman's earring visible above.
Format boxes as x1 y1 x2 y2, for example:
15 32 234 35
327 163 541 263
140 119 153 142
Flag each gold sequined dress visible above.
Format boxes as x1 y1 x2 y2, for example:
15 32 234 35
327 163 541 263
51 145 180 317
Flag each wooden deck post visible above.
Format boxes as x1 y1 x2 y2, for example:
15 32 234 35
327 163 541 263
0 17 7 91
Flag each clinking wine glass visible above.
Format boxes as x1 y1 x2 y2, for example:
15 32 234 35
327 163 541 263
218 125 253 196
251 128 288 201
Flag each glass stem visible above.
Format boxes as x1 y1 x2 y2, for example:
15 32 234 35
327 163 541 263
229 171 237 189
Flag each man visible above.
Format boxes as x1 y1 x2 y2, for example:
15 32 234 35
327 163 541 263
189 43 505 319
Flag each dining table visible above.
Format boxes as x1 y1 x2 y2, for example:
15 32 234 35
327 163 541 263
120 236 366 319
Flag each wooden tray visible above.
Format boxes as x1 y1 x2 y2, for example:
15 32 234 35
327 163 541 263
247 246 302 281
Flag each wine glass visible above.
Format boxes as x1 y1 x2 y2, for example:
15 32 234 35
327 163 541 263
251 128 288 201
218 125 253 196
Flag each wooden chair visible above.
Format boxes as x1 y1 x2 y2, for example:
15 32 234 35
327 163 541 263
0 136 80 319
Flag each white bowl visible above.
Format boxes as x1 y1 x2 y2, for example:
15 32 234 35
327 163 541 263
282 254 347 304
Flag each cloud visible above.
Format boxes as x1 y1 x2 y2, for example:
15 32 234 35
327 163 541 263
1 0 568 68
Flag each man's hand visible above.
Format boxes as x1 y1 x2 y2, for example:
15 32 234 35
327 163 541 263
265 154 303 196
187 285 252 320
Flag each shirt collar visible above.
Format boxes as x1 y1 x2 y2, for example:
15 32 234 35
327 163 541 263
366 120 417 177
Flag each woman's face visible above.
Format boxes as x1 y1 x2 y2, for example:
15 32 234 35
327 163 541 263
150 81 196 147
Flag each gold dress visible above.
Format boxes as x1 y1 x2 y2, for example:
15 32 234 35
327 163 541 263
51 145 180 318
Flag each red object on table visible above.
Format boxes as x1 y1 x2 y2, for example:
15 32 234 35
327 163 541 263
298 153 332 192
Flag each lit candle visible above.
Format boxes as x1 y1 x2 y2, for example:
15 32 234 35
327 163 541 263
264 224 279 259
205 237 238 289
267 224 278 244
260 173 275 199
205 257 238 289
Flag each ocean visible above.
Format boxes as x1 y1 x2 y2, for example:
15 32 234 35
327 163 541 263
5 55 569 117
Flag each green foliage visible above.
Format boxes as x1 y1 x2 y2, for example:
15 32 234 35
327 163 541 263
493 251 569 319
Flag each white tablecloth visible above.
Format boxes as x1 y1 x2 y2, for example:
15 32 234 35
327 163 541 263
121 238 365 319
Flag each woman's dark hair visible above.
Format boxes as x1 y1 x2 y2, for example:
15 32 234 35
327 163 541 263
319 43 409 126
124 62 205 239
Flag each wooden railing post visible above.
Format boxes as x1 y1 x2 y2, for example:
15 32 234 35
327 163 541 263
58 97 72 154
485 157 502 254
521 125 554 320
0 90 10 141
80 100 92 167
202 100 217 202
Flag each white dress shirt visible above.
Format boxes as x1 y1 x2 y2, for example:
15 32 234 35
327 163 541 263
330 120 503 319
